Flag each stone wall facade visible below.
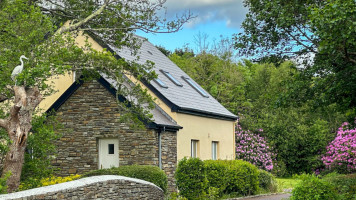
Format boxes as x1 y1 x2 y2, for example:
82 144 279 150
52 80 177 191
0 175 164 200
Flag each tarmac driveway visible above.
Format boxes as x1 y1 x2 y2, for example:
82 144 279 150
229 193 291 200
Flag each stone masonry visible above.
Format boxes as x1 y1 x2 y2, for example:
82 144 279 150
52 80 177 191
0 175 164 200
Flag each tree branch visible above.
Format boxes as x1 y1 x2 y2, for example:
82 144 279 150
56 0 109 34
284 28 317 53
0 119 8 129
0 95 8 103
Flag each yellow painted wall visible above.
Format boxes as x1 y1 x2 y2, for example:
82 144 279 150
38 31 104 112
38 73 74 112
176 113 235 161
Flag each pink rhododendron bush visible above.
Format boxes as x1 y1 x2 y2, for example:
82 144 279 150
235 124 274 171
321 122 356 173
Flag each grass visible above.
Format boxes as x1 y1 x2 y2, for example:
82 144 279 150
276 177 300 192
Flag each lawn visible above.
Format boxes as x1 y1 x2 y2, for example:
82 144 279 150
276 178 300 192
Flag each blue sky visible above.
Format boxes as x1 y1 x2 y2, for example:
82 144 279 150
138 0 248 52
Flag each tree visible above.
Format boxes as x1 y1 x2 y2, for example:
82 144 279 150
0 0 192 192
169 50 247 114
235 0 356 115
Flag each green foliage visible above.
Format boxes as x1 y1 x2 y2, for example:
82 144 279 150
238 62 344 175
175 158 261 199
204 160 229 196
0 171 11 194
82 165 168 194
175 157 207 199
276 178 301 192
224 160 259 196
20 114 62 189
258 170 277 193
169 52 248 114
235 0 356 117
19 174 81 191
271 160 287 177
323 173 356 200
291 174 338 200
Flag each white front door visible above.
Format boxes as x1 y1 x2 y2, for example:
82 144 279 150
98 138 119 169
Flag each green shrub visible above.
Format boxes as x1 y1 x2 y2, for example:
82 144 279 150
83 165 168 193
175 157 207 199
258 169 277 193
291 174 337 200
0 171 11 194
21 114 62 189
224 160 259 196
324 173 356 200
176 158 260 199
204 160 229 195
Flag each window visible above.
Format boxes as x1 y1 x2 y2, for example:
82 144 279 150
212 141 218 160
154 78 168 88
182 76 209 97
108 144 115 154
160 70 183 86
191 140 199 158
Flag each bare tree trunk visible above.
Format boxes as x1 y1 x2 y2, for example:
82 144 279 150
0 86 42 193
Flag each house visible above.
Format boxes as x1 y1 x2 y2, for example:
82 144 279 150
40 33 237 190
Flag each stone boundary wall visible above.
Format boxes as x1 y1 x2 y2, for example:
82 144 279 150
0 175 164 200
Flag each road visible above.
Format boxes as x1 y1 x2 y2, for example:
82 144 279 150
229 193 291 200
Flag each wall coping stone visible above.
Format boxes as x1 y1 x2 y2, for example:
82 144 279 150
0 175 162 199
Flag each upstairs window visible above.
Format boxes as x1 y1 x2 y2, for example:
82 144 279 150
191 140 199 158
154 78 168 88
212 141 218 160
182 76 209 97
160 70 183 86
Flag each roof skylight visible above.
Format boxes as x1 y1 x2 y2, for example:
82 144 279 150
160 70 183 87
154 78 168 88
182 76 209 98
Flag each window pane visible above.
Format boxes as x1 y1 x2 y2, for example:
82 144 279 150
108 144 114 154
161 70 183 86
154 78 168 88
191 140 198 158
182 76 209 97
212 142 218 160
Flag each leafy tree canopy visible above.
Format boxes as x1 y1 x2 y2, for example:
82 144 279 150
235 0 356 115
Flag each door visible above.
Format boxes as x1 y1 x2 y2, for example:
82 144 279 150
98 138 119 169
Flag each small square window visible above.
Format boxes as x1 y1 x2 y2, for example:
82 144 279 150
108 144 114 154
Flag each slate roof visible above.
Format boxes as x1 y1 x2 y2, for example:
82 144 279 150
107 37 237 121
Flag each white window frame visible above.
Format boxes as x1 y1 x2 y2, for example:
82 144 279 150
212 141 218 160
191 140 199 158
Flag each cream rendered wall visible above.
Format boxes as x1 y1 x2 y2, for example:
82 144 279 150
176 113 235 161
38 31 104 112
38 73 74 112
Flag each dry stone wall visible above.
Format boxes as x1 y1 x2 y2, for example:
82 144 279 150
52 80 177 191
0 175 164 200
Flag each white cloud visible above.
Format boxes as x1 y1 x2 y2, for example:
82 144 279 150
163 0 248 29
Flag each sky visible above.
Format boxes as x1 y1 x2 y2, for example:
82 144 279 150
137 0 248 52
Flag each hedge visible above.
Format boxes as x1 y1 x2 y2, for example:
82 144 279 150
175 158 260 199
82 165 168 193
258 169 277 193
175 157 207 199
291 174 338 200
324 173 356 200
